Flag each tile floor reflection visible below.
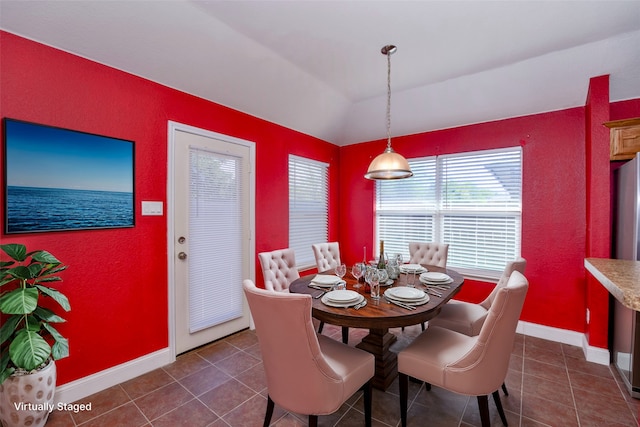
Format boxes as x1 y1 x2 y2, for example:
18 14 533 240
46 323 639 426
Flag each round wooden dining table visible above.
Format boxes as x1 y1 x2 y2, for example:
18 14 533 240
289 264 464 390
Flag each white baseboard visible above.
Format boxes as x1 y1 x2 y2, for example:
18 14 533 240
54 348 174 405
517 320 610 366
53 321 612 404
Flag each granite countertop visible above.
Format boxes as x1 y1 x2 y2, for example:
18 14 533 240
585 258 640 311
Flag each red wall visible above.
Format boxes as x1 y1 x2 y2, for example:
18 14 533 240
0 31 339 385
340 109 589 332
3 30 640 387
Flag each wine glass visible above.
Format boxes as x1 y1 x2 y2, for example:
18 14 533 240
378 268 389 286
351 263 364 289
369 269 381 299
395 253 404 265
335 263 347 280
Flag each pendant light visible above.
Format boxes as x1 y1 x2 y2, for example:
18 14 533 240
365 44 413 180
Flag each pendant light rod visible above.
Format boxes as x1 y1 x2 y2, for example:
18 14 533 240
383 45 395 150
365 44 413 180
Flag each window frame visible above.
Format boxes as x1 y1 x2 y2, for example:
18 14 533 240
376 147 522 281
288 154 329 269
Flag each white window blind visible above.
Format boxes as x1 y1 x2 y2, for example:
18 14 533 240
376 159 437 258
289 155 329 268
188 147 244 332
376 147 522 278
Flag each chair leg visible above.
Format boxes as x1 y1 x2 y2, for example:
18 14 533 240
477 395 490 427
318 321 324 334
308 414 318 427
264 395 274 427
501 381 509 395
342 326 349 344
363 379 372 427
492 390 508 426
399 373 409 427
421 322 425 331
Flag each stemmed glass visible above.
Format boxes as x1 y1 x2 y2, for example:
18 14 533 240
368 269 381 299
395 253 404 265
377 268 389 286
335 263 347 280
351 263 364 289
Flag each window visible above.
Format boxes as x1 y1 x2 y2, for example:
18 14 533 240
376 147 522 279
289 155 329 268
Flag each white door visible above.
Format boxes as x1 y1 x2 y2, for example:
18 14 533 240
173 127 253 354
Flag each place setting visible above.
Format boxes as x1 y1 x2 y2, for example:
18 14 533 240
383 287 429 310
398 263 428 275
308 274 346 289
321 289 367 310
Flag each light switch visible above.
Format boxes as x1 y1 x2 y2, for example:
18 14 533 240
142 201 163 216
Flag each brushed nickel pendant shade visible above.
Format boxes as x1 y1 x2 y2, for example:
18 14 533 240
365 45 412 180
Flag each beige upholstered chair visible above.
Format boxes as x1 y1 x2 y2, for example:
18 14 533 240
408 242 449 267
243 280 374 427
310 242 349 342
258 248 300 292
405 242 449 331
398 271 528 427
429 257 527 336
311 242 341 272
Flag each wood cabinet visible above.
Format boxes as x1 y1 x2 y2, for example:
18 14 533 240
606 118 640 161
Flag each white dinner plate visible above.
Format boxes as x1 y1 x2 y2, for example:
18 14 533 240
420 272 451 282
321 293 365 308
326 290 360 303
385 287 426 301
384 289 430 306
399 264 425 272
311 275 342 287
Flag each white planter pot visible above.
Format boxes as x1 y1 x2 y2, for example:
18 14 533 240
0 360 56 427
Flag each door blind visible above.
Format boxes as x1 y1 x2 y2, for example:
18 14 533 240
188 147 244 332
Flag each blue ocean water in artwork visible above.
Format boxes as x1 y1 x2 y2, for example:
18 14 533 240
7 186 134 233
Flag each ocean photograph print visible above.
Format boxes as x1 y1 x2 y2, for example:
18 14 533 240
3 118 134 234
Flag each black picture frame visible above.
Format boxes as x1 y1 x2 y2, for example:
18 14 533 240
3 118 135 234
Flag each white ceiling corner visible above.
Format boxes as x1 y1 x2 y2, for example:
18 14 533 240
1 0 639 145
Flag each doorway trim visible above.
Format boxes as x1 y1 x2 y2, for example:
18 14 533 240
167 120 256 360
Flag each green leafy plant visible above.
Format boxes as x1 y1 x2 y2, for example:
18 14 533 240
0 243 70 384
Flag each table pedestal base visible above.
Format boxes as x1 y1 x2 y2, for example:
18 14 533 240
356 328 398 390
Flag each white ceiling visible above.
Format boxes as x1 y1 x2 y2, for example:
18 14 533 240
2 0 640 145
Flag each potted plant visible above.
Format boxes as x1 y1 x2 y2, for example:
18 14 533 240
0 243 70 427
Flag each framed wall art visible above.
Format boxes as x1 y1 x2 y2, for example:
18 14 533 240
3 118 135 234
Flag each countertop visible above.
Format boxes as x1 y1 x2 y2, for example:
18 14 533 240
585 258 640 311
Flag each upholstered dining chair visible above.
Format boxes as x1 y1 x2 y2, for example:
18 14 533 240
398 271 528 427
311 241 341 273
258 248 300 292
429 257 527 336
405 242 449 331
243 280 374 427
408 242 449 267
428 257 527 395
310 242 349 342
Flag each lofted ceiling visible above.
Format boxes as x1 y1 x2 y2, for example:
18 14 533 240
1 0 640 146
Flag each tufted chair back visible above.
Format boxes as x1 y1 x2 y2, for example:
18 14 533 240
480 257 527 310
258 248 300 292
243 279 374 424
408 242 449 267
398 271 528 427
311 242 341 272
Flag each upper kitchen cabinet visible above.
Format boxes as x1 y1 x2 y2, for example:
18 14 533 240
607 118 640 161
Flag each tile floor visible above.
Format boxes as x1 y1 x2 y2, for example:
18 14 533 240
45 323 639 427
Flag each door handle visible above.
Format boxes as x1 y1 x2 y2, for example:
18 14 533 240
178 252 187 260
